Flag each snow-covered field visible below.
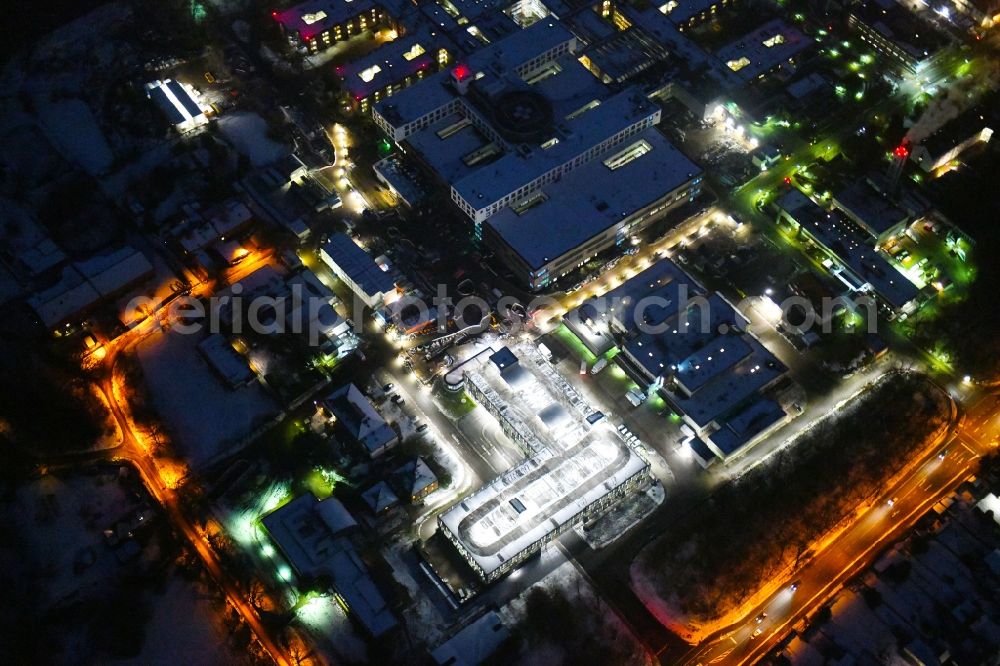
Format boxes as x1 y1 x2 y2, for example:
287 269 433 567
36 99 114 176
499 558 654 666
0 467 239 664
217 112 287 166
112 577 241 666
137 327 280 469
0 471 135 609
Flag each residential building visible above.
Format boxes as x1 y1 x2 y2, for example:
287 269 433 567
322 383 399 457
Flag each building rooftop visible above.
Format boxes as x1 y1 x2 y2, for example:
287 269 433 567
832 180 910 237
262 493 397 636
714 19 811 84
485 128 700 270
394 457 438 499
324 383 398 456
660 0 726 25
850 0 950 62
564 258 701 355
337 32 437 101
671 339 784 428
708 397 787 456
441 342 648 579
450 87 659 210
362 481 399 513
146 79 205 128
439 437 647 579
272 0 378 40
197 334 255 387
431 611 509 666
376 20 577 129
320 233 399 300
777 189 920 310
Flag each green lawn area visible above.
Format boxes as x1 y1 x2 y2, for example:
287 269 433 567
434 386 477 419
551 324 598 364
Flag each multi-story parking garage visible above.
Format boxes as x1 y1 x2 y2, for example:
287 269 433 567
438 343 649 583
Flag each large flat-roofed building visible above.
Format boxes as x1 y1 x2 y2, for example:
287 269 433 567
319 233 400 308
565 259 790 461
374 19 703 288
651 0 743 31
776 189 921 315
28 246 154 329
484 128 702 289
909 103 995 173
832 180 911 243
272 0 392 53
261 493 398 637
438 343 649 582
848 0 950 74
373 20 578 141
145 79 208 133
337 32 452 113
714 19 812 85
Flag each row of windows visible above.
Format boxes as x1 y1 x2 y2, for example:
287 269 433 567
298 8 387 51
456 115 657 221
358 70 429 112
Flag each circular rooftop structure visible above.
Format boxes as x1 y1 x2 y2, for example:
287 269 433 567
490 89 554 144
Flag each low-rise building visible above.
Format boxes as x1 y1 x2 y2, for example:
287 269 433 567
362 481 400 514
565 259 790 461
28 246 154 329
374 19 704 288
714 19 812 85
393 457 439 503
775 189 921 315
261 493 398 637
197 334 256 389
848 0 950 74
337 32 452 113
832 180 911 243
439 343 649 582
272 0 393 54
319 233 401 309
431 611 510 666
145 79 208 133
322 383 399 458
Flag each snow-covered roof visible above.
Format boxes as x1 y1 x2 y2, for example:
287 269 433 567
146 79 207 131
431 611 509 666
262 493 397 636
440 438 647 579
395 458 438 498
197 334 255 388
362 481 399 513
324 384 398 456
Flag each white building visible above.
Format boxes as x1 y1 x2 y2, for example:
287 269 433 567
145 79 208 133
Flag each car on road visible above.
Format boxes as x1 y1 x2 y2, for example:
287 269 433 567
755 613 767 624
382 383 394 392
416 423 429 433
887 497 898 507
391 394 403 404
938 449 948 460
751 627 763 639
790 579 801 592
